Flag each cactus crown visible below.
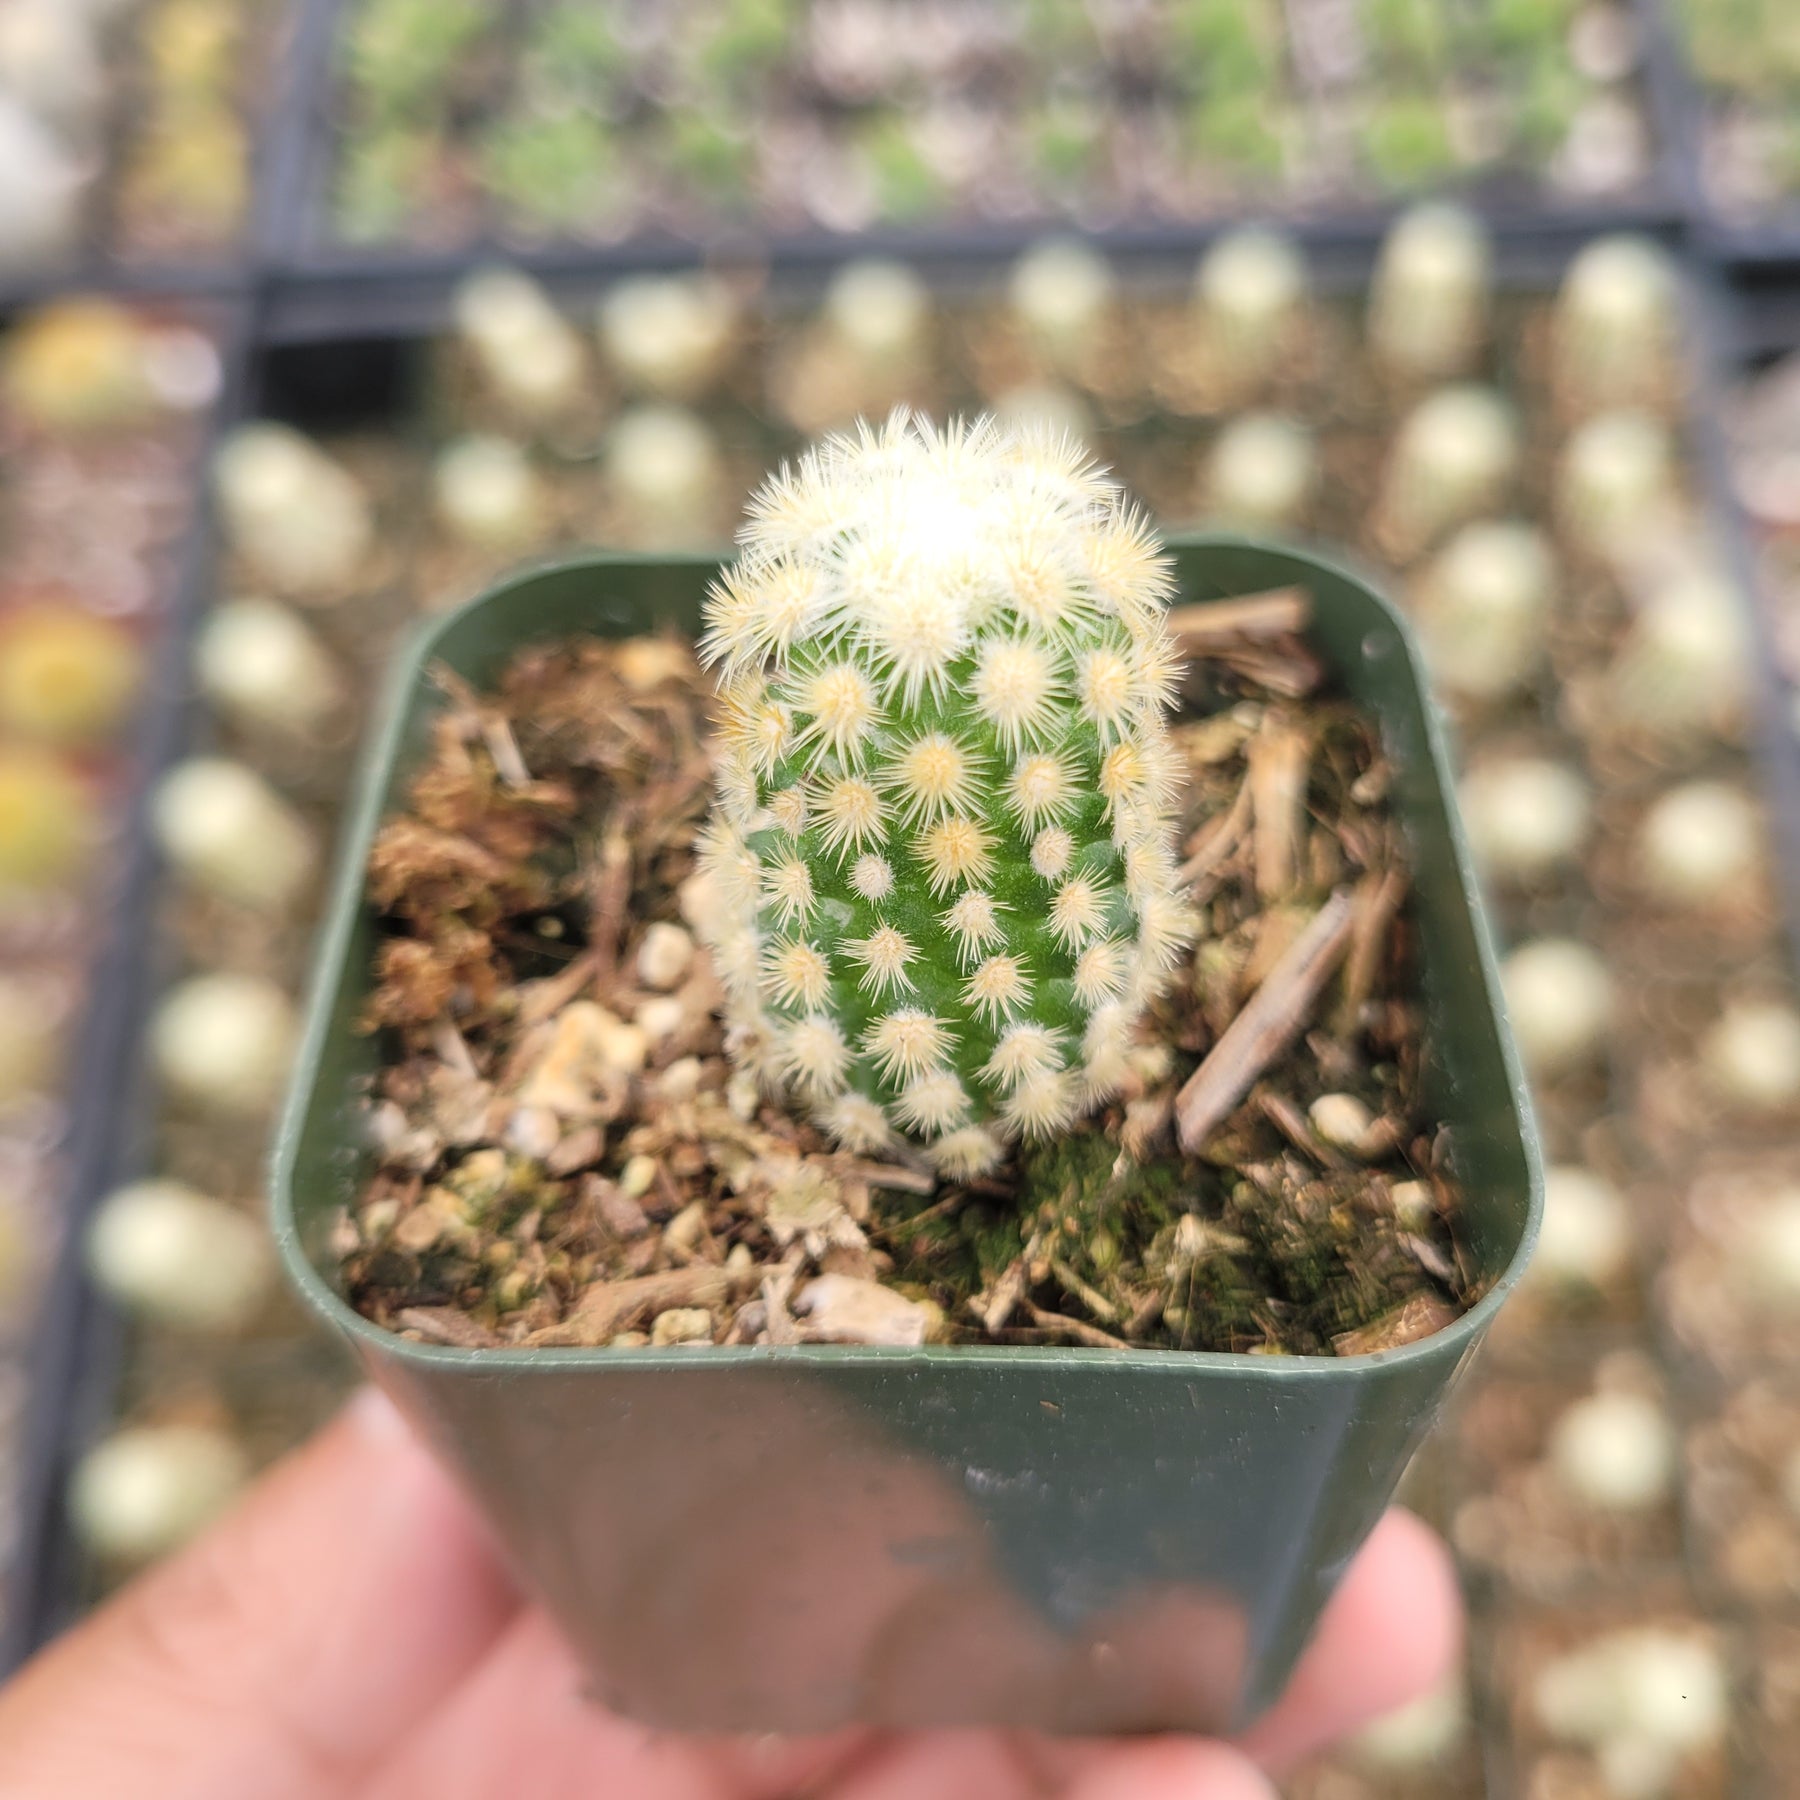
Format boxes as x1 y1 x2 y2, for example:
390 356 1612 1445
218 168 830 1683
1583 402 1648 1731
696 413 1190 1178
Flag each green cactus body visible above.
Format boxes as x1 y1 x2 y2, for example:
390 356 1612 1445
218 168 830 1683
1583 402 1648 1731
695 414 1190 1178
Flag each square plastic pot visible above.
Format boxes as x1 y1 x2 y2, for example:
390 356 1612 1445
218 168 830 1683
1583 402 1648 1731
273 536 1540 1736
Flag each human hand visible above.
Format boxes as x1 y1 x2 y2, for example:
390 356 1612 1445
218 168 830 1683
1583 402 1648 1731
0 1391 1460 1800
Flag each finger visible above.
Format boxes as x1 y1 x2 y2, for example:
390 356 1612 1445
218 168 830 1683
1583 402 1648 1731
1062 1742 1277 1800
826 1733 1278 1800
1234 1508 1461 1774
821 1729 1040 1800
366 1607 871 1800
0 1388 518 1800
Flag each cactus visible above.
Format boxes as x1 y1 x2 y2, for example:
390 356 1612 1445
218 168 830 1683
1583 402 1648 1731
694 413 1191 1178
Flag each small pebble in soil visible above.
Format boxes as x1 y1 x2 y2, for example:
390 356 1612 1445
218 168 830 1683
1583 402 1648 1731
1459 757 1592 886
1502 938 1614 1078
650 1307 713 1346
86 1178 274 1333
636 922 695 991
1309 1092 1375 1155
70 1423 250 1565
635 995 685 1042
1367 200 1491 380
151 971 297 1118
1701 1001 1800 1113
1547 1390 1677 1512
152 757 316 912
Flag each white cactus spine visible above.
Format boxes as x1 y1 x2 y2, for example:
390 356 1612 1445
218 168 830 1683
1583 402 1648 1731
695 413 1191 1176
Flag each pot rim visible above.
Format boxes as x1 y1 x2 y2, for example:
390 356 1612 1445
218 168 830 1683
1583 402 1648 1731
270 533 1542 1380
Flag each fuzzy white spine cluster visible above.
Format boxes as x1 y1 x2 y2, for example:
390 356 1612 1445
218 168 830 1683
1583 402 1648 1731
694 413 1190 1177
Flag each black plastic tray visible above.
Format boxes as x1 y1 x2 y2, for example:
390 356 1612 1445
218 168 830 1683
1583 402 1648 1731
6 238 1796 1701
0 0 309 313
1639 0 1800 271
260 0 1690 289
0 301 258 1670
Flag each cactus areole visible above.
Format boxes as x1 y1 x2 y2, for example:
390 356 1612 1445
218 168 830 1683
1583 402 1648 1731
694 414 1193 1179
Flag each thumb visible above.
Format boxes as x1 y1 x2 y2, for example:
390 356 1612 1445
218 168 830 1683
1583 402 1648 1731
1063 1742 1278 1800
0 1390 517 1800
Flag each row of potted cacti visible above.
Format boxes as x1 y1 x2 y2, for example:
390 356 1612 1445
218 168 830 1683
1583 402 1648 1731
0 295 225 1412
325 0 1654 249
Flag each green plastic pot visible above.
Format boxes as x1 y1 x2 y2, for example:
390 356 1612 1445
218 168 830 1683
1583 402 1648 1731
273 537 1539 1735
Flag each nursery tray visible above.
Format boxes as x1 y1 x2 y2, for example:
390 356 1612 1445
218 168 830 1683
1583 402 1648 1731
9 234 1800 1785
262 0 1687 286
1640 0 1800 270
0 300 257 1669
0 0 302 311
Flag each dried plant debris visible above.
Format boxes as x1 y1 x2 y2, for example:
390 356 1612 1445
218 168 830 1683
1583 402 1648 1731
338 616 1473 1357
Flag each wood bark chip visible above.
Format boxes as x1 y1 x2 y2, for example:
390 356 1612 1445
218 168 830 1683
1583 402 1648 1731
1177 773 1253 892
1170 590 1323 695
481 714 532 788
399 1306 503 1348
586 828 634 979
1168 586 1311 646
1176 888 1358 1153
760 1254 804 1346
1248 712 1311 901
839 1159 937 1195
1125 1284 1172 1338
981 1228 1046 1335
1026 1305 1131 1349
1051 1256 1120 1323
1332 1292 1458 1357
795 1275 940 1346
1255 1089 1349 1169
431 1020 478 1079
1336 866 1409 1037
527 1265 735 1346
515 948 603 1030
